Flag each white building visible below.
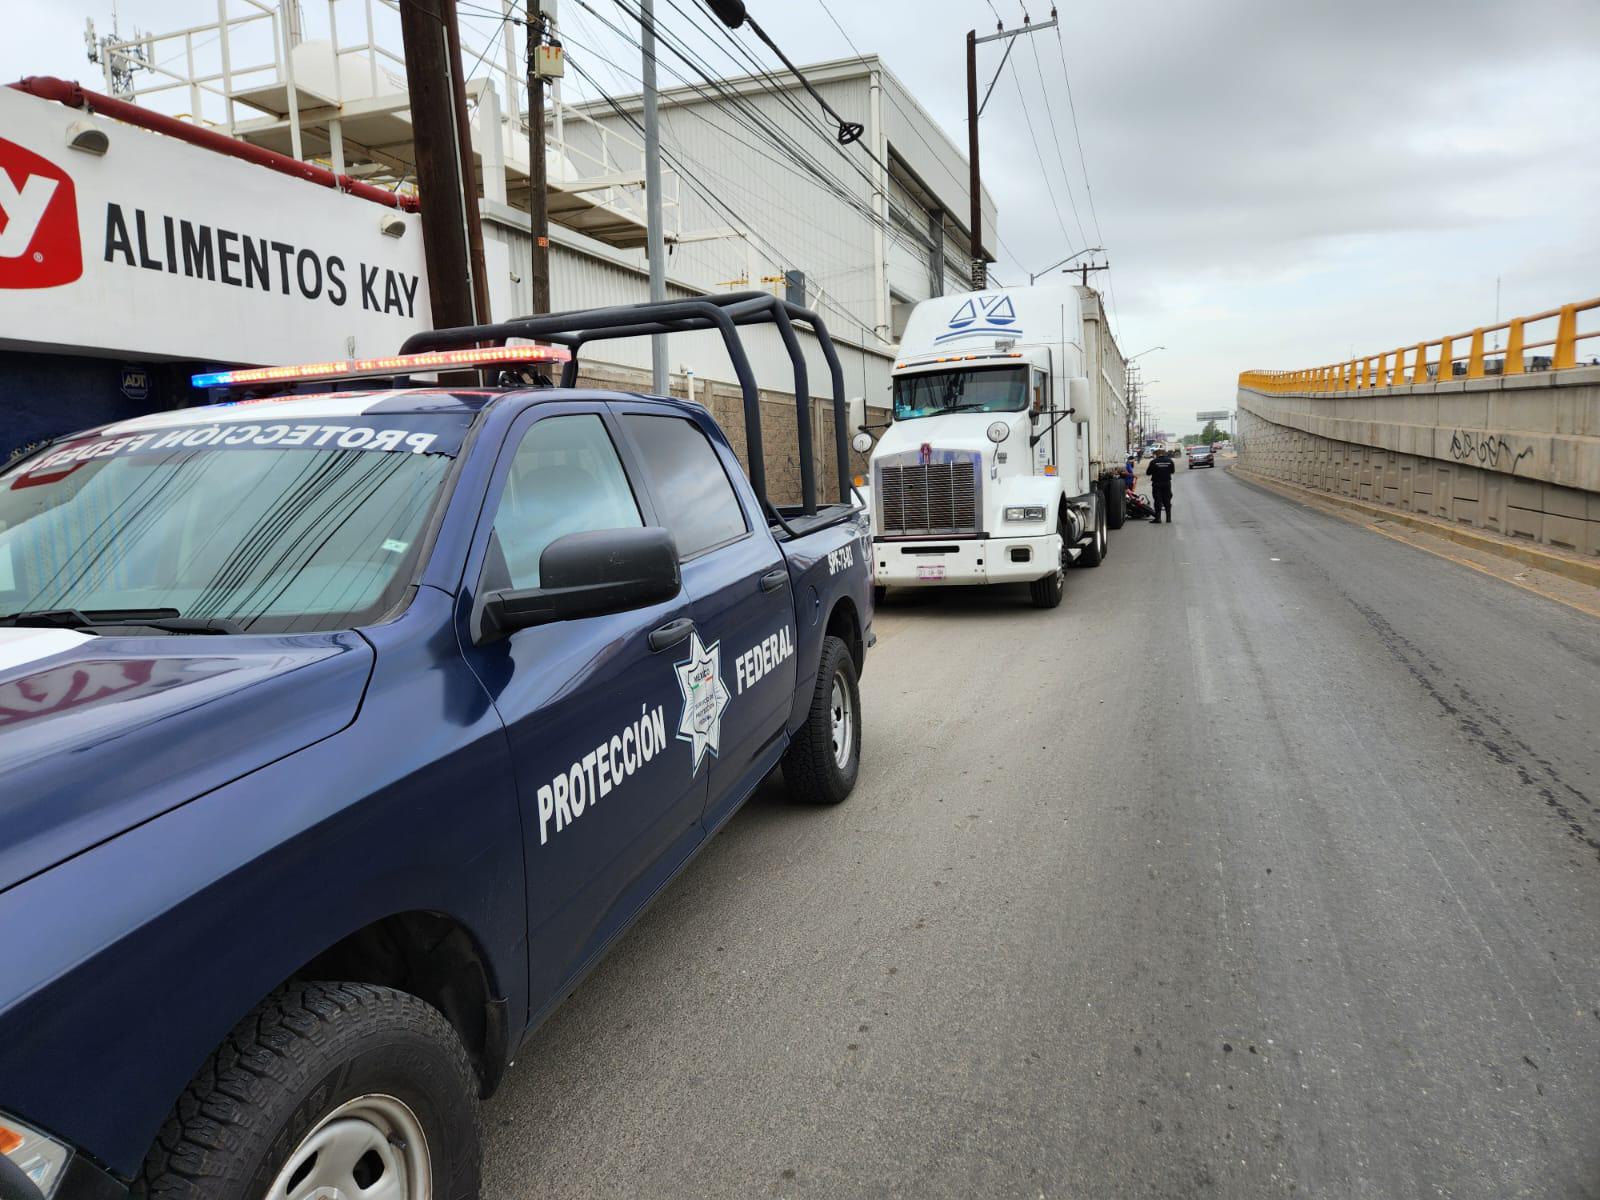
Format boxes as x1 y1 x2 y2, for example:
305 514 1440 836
4 1 996 464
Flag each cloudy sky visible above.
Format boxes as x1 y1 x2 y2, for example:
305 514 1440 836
8 0 1599 433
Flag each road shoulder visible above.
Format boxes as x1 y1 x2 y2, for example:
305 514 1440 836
1227 466 1600 620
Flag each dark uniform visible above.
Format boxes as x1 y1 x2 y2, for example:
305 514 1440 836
1146 451 1176 523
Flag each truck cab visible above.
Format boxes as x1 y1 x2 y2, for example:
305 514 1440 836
859 285 1125 609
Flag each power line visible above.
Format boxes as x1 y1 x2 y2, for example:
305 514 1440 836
573 5 926 262
1025 27 1088 247
561 53 887 345
461 0 919 258
1004 52 1075 254
811 0 1025 274
1053 22 1120 338
558 24 916 270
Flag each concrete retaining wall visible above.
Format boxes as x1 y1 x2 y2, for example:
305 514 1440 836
1236 368 1600 556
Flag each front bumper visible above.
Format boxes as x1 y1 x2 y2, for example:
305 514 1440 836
873 533 1062 587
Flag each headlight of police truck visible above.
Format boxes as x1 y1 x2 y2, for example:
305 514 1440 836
1004 505 1047 523
0 1114 70 1198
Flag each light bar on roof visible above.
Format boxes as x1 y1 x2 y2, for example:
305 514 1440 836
192 345 572 389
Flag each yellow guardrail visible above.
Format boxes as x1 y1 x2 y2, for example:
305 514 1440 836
1239 295 1600 394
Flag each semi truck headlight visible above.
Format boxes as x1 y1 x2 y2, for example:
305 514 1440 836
1004 505 1047 522
0 1114 70 1198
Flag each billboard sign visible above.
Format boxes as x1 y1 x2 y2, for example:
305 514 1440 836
1196 410 1231 422
0 88 430 366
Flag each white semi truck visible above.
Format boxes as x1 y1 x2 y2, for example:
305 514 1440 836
854 284 1129 608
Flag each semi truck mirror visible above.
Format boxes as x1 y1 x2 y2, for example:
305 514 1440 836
1068 377 1092 422
851 431 874 454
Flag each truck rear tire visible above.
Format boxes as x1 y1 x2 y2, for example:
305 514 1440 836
783 634 861 805
1104 479 1126 529
135 982 480 1200
1029 521 1067 608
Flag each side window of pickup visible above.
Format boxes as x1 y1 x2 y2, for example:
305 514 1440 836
621 414 747 558
490 414 642 589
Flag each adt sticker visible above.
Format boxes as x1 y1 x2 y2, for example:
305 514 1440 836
120 368 150 401
674 630 730 774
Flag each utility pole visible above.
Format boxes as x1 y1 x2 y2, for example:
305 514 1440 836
399 0 488 339
966 12 1058 291
442 0 491 325
641 0 668 395
526 0 554 313
966 29 982 290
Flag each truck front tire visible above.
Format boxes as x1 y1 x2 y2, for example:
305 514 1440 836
135 982 481 1200
783 634 861 805
1029 521 1067 608
1076 501 1107 568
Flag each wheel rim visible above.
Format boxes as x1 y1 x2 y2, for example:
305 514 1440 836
266 1094 431 1200
829 673 854 769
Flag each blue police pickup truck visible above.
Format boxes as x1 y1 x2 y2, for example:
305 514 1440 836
0 294 872 1200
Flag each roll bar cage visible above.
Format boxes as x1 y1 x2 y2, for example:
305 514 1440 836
399 291 851 520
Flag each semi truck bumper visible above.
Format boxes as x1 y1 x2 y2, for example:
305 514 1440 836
873 533 1062 587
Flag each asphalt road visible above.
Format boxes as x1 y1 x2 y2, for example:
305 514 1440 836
483 462 1600 1199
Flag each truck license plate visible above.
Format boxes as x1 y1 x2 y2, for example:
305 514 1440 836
917 564 945 580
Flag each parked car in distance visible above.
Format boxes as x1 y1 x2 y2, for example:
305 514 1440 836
1186 444 1216 468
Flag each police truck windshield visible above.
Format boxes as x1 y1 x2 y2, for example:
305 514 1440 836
892 365 1028 421
0 415 466 633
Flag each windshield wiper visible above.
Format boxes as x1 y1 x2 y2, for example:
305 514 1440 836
0 607 242 635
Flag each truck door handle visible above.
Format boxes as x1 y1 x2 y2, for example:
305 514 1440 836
649 617 695 653
760 568 788 593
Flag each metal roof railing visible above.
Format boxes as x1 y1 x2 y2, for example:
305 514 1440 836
1240 295 1600 394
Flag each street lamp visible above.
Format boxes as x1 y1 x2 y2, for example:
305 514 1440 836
1028 246 1103 285
1127 345 1166 362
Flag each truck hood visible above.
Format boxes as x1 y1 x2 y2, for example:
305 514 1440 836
873 410 1031 459
0 627 374 893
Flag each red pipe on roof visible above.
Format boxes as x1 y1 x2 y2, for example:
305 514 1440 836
8 75 421 213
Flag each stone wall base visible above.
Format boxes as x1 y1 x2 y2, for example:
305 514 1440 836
1236 407 1600 557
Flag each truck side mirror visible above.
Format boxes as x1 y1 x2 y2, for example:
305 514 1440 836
1068 377 1092 423
477 526 681 642
848 395 867 433
851 431 874 454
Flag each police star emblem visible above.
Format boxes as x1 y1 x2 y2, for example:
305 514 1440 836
673 630 730 774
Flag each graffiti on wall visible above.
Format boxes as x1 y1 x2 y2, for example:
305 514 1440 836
1449 430 1534 474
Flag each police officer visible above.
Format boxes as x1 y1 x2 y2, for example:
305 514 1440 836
1145 446 1176 524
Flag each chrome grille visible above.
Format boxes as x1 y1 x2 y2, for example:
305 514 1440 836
877 459 979 535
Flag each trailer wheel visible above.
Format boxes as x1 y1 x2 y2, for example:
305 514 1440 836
1104 479 1126 529
783 634 861 805
135 982 479 1200
1029 519 1067 608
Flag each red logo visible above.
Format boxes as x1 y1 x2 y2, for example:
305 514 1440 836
920 442 932 466
0 137 83 289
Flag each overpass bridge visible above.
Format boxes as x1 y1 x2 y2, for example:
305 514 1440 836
1236 296 1600 558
